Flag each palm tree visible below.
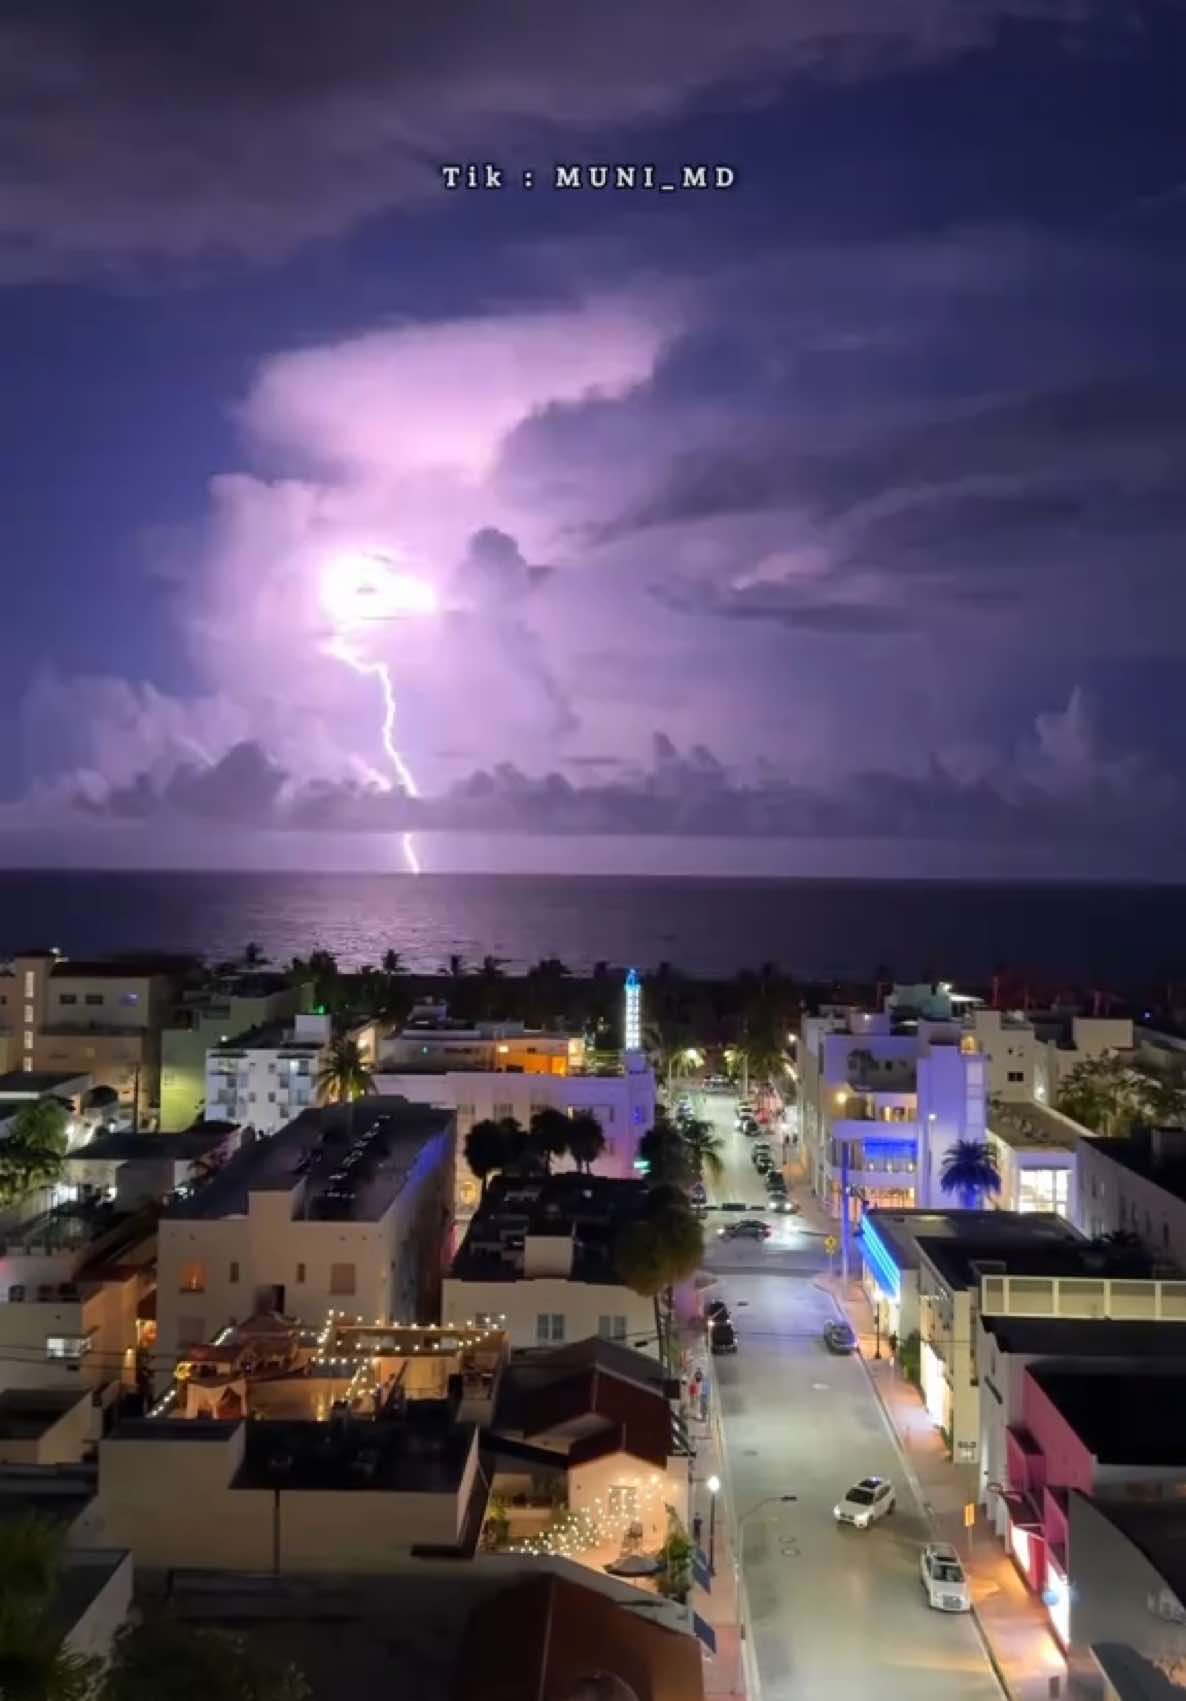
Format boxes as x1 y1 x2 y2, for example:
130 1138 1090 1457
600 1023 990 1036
637 1112 695 1189
0 1514 101 1700
938 1140 1002 1211
314 1037 375 1108
381 949 403 977
614 1190 704 1367
567 1111 606 1174
679 1116 724 1183
243 941 266 968
1055 1055 1183 1137
529 1108 571 1174
464 1119 512 1200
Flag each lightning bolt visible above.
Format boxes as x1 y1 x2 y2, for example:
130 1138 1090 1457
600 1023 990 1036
327 635 421 875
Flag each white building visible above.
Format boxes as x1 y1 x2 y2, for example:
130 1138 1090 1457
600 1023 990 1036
1075 1128 1186 1267
205 1013 378 1136
442 1174 658 1356
375 1002 656 1220
799 994 988 1219
986 1098 1085 1220
154 1099 454 1382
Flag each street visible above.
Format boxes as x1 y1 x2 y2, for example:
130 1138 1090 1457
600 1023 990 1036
691 1090 1003 1701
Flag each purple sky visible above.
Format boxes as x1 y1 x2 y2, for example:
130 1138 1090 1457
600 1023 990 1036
2 1 1186 876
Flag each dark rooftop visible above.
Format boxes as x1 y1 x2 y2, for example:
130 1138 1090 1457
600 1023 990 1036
0 1071 89 1095
0 1389 88 1440
918 1236 1154 1292
228 1412 476 1494
449 1173 649 1285
863 1208 1081 1275
1083 1130 1186 1207
67 1127 233 1164
49 956 196 979
1030 1365 1186 1464
983 1315 1186 1358
163 1097 452 1223
1085 1503 1186 1609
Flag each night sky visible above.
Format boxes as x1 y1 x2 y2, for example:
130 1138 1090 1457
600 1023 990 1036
2 1 1185 876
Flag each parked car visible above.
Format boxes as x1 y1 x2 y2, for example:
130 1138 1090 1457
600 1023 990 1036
740 1119 760 1137
718 1219 772 1241
710 1319 738 1354
705 1298 730 1324
919 1544 971 1611
764 1171 787 1190
834 1476 895 1528
750 1142 772 1160
689 1181 707 1206
768 1195 798 1214
823 1319 857 1353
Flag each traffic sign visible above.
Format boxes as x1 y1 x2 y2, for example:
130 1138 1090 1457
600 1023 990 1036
824 1235 838 1255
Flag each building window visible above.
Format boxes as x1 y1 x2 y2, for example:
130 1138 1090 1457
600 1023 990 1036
1007 1071 1024 1084
598 1315 627 1341
23 971 35 998
329 1262 355 1295
536 1313 565 1343
23 1004 34 1024
58 993 77 1006
23 1032 33 1051
607 1485 639 1521
45 1335 90 1362
84 993 104 1007
119 992 140 1006
179 1261 207 1294
494 1104 514 1122
296 1263 307 1284
229 1261 240 1284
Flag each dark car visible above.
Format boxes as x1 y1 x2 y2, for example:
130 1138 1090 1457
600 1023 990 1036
705 1298 730 1324
710 1319 738 1354
718 1219 772 1241
823 1320 858 1354
765 1171 787 1190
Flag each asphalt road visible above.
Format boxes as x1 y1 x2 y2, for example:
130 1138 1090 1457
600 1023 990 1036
694 1091 1003 1701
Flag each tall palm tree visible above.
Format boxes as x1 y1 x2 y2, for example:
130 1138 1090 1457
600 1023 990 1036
614 1190 704 1367
464 1119 513 1199
678 1116 724 1183
938 1140 1002 1211
637 1112 694 1189
567 1111 606 1174
528 1108 571 1174
314 1038 375 1109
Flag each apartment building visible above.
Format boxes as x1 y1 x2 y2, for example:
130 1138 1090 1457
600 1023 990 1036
986 1098 1084 1220
442 1174 658 1354
799 992 988 1219
376 1003 656 1219
205 1013 378 1136
0 1193 156 1445
161 973 313 1128
0 952 193 1114
154 1099 454 1380
1076 1128 1186 1268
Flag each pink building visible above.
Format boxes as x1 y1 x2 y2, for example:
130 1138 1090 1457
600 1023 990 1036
1004 1365 1186 1648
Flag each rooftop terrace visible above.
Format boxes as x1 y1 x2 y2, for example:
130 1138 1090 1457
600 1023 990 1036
450 1174 649 1284
162 1098 452 1223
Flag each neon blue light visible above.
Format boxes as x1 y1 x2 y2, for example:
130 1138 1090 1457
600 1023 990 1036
859 1217 902 1303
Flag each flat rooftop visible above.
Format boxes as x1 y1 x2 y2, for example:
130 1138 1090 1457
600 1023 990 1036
919 1236 1154 1292
450 1174 649 1285
1086 1503 1186 1608
862 1208 1081 1274
163 1098 452 1223
67 1126 234 1164
0 1388 88 1440
1084 1131 1186 1207
0 1071 88 1095
983 1315 1186 1358
49 956 195 979
208 1018 321 1053
1030 1365 1186 1464
989 1101 1085 1152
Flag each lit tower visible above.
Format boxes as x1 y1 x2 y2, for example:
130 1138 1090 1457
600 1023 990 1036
623 968 642 1053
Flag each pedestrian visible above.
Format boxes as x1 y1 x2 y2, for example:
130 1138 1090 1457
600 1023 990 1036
692 1513 703 1547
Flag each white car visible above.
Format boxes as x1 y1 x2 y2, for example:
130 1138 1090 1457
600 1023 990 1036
919 1543 971 1611
834 1476 896 1528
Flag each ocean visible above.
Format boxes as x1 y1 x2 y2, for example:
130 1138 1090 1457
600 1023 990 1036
0 870 1185 989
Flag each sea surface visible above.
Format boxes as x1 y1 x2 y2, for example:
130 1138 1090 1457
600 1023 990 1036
1 870 1186 988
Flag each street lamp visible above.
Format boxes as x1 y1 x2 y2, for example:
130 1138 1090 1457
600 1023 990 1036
706 1473 721 1568
736 1494 797 1569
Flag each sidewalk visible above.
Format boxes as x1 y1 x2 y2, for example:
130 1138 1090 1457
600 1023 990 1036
796 1183 1072 1699
683 1341 748 1698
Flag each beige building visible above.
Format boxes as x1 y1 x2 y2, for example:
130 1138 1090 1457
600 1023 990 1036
206 1013 378 1136
98 1411 485 1573
161 974 313 1128
0 952 192 1115
154 1099 454 1381
443 1175 658 1354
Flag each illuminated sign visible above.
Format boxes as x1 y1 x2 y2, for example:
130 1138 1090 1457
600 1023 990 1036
624 968 642 1052
859 1217 902 1303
